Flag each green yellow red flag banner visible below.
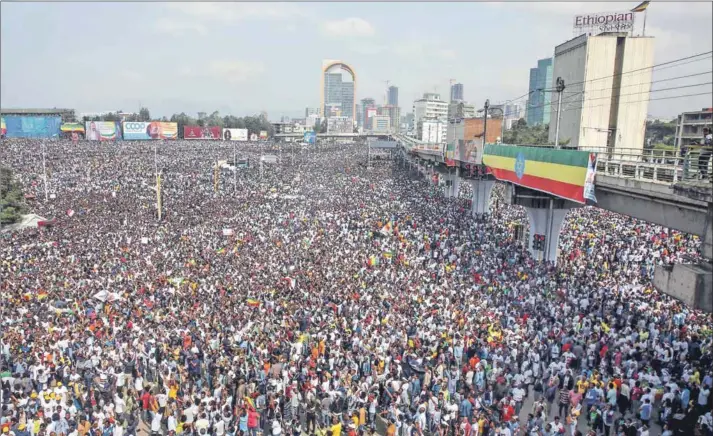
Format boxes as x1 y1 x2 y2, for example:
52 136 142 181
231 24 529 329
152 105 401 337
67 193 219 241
483 144 598 204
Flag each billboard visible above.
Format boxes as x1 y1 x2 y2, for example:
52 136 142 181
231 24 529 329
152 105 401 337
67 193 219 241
86 121 120 141
1 118 6 137
123 122 178 140
259 130 268 140
184 126 222 140
573 11 634 36
304 131 316 145
223 128 248 141
366 108 377 119
250 133 258 141
2 115 61 138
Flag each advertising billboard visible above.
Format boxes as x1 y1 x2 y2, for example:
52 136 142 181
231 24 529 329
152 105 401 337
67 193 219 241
123 122 178 140
223 128 248 141
259 130 268 140
184 126 222 140
85 121 120 141
2 115 61 138
304 131 316 145
1 118 6 138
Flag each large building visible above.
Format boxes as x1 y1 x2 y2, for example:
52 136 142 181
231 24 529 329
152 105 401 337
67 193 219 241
327 116 353 134
450 83 464 102
388 86 399 107
320 60 356 121
361 98 376 131
548 32 654 151
675 108 713 149
527 58 553 126
372 115 391 134
413 93 448 124
305 107 319 117
417 119 447 144
448 102 477 120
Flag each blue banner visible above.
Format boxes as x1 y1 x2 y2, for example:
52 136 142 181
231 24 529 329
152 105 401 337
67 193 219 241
3 115 61 138
304 131 316 145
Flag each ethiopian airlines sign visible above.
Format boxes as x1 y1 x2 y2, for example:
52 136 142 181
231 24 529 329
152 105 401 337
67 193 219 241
573 11 634 36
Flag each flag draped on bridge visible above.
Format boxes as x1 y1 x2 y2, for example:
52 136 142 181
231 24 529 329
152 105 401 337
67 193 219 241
482 144 597 205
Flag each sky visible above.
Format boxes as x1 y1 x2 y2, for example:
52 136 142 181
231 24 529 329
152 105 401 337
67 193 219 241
1 1 711 121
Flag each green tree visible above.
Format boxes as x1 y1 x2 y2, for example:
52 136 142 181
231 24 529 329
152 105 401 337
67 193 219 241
645 119 677 148
0 167 26 225
138 107 151 122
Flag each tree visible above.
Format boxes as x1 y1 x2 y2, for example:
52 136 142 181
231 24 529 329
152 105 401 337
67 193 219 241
138 107 151 122
503 122 549 145
645 119 677 148
0 167 26 225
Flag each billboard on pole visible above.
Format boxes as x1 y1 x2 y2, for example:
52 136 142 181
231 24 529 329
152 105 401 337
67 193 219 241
123 122 178 140
86 121 120 141
304 131 316 144
223 128 248 141
184 126 222 140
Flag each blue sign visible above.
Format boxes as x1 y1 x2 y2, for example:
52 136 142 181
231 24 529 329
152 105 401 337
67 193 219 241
304 131 316 145
3 115 61 138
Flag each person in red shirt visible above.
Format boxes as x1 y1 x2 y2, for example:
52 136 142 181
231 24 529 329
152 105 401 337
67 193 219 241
140 388 152 422
247 408 260 435
501 401 515 422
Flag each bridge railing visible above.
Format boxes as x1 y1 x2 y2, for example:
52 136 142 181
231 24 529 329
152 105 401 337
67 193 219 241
584 146 712 184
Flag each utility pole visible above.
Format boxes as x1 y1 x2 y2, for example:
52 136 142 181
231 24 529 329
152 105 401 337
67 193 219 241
233 142 237 192
554 77 566 149
214 161 219 193
482 99 490 149
42 141 49 202
156 172 162 221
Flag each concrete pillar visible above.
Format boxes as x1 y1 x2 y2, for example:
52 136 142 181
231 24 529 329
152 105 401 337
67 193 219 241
524 204 571 265
703 202 713 260
452 167 461 198
470 179 495 216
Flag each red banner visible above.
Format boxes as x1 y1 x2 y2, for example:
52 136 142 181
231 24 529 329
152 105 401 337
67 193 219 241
183 126 222 140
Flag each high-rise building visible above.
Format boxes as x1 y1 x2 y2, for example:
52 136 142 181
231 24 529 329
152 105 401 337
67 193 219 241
355 103 364 129
450 83 464 102
388 86 399 107
417 119 447 143
548 32 654 152
527 58 553 126
361 98 376 131
320 60 356 122
372 115 391 133
413 93 448 125
305 107 319 117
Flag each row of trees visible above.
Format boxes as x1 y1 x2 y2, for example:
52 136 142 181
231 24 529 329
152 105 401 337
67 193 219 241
502 119 570 146
82 108 276 138
0 167 25 225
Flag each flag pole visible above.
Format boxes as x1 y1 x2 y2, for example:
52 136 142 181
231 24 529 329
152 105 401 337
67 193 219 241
642 8 647 36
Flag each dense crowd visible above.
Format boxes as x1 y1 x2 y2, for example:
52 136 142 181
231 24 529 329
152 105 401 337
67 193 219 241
1 139 711 436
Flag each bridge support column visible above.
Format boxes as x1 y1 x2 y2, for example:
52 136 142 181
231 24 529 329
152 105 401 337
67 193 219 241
470 179 495 217
444 170 461 199
524 204 571 265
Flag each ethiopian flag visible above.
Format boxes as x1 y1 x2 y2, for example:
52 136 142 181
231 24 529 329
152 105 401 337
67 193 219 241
630 1 650 12
247 298 260 308
483 144 597 204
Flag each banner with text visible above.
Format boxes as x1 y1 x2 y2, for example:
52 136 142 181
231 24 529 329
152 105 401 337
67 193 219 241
123 122 177 140
86 121 120 141
223 128 248 141
259 130 268 140
184 126 222 140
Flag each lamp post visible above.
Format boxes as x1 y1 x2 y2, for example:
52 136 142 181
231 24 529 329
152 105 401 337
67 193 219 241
482 99 490 148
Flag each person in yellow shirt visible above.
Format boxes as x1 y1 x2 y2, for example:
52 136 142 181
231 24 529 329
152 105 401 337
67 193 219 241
330 416 342 436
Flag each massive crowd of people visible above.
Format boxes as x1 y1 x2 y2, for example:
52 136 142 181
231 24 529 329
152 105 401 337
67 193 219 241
1 139 711 436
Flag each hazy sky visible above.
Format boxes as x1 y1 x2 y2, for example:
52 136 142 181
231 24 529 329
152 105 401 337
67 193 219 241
1 1 711 120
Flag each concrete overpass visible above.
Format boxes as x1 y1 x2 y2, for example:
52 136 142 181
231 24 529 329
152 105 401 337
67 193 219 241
393 134 712 311
274 132 394 140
